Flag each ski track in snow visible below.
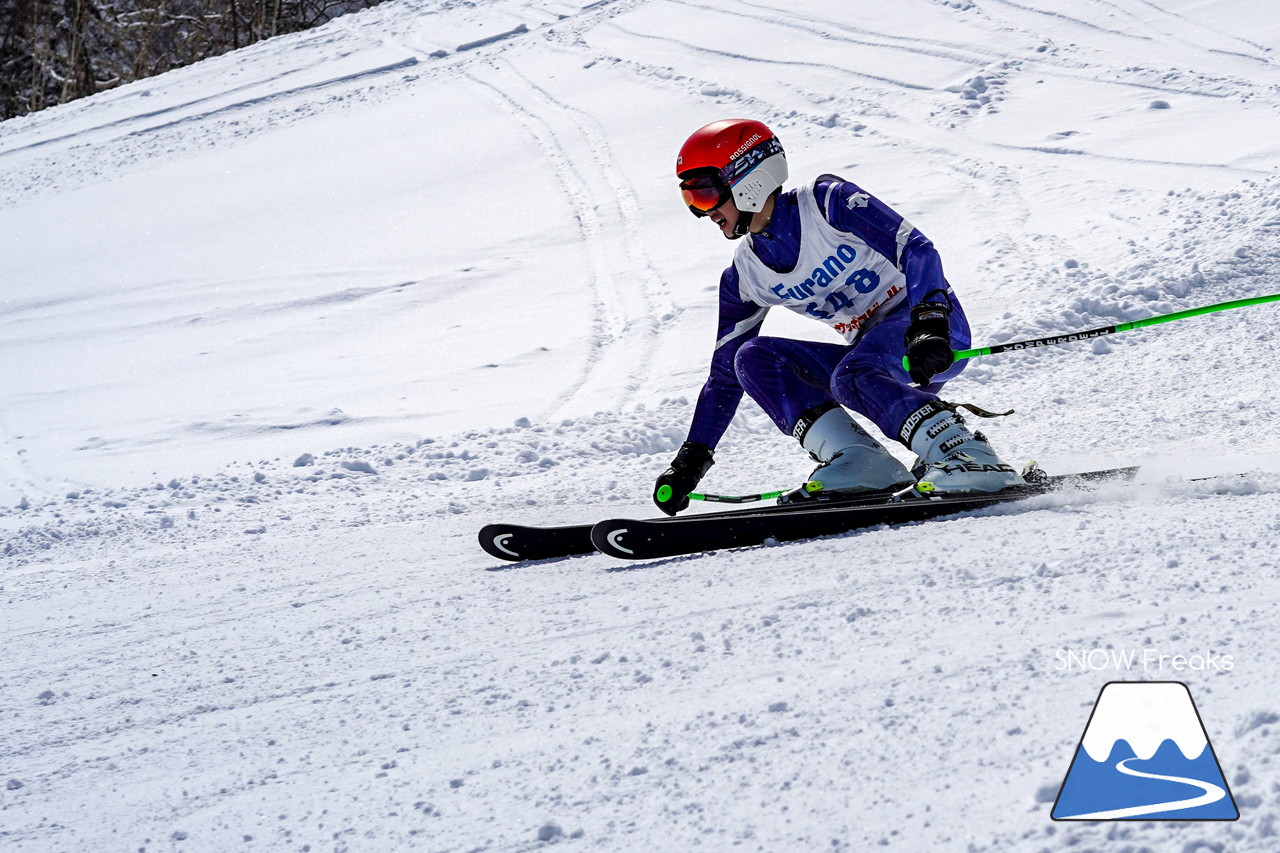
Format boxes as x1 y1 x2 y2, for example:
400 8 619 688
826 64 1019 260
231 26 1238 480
5 0 1280 850
671 0 1013 67
608 22 940 94
466 54 672 417
465 66 629 411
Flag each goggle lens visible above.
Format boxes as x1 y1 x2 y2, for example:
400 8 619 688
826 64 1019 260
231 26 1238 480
680 175 729 216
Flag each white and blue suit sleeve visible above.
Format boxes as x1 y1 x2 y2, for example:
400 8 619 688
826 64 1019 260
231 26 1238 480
685 265 766 450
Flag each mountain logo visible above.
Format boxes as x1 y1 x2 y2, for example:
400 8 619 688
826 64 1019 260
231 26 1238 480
1051 681 1239 821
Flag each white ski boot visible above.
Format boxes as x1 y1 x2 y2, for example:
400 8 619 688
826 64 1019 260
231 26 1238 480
900 401 1023 494
790 405 913 499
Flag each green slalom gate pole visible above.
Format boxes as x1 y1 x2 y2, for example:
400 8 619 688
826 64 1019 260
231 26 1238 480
902 293 1280 373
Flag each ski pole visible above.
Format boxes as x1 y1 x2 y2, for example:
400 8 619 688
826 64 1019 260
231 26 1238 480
689 490 786 503
903 292 1280 373
655 484 786 505
689 479 841 503
689 477 891 503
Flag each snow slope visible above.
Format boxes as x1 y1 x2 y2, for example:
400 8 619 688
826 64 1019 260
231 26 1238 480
4 0 1280 850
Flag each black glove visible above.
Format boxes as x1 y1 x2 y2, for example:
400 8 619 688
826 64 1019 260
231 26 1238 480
904 299 954 386
653 441 714 516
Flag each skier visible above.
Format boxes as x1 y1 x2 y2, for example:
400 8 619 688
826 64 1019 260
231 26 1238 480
654 118 1022 516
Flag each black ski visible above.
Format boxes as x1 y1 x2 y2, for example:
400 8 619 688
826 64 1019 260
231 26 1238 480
478 521 600 562
477 483 905 562
480 467 1137 562
589 466 1139 560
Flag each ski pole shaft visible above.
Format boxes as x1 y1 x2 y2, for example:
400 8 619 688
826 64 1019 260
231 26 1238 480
903 292 1280 372
689 490 785 504
656 484 786 505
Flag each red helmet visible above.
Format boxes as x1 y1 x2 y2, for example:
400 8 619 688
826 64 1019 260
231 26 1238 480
677 119 788 226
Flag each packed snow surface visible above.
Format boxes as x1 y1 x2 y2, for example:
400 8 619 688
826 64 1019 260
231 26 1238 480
4 0 1280 850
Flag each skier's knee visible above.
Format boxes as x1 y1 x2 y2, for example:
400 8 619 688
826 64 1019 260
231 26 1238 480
829 357 875 409
733 337 773 381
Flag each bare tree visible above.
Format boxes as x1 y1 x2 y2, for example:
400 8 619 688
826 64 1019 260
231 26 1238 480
0 0 386 119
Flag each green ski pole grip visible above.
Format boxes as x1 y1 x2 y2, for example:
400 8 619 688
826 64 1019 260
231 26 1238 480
902 348 974 373
656 484 674 504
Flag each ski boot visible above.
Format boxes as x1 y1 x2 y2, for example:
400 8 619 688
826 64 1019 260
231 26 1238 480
901 401 1023 495
781 404 913 503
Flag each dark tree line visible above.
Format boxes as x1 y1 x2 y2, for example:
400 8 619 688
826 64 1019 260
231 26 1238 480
0 0 385 119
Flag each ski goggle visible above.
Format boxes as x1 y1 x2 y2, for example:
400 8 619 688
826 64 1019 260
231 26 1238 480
679 172 732 217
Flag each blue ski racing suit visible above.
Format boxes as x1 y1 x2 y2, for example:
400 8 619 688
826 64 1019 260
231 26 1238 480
685 174 972 452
